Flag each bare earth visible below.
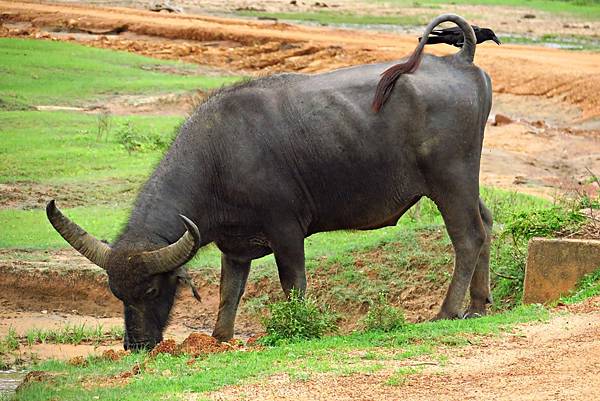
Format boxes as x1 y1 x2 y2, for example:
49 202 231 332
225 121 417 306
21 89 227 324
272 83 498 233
207 299 600 401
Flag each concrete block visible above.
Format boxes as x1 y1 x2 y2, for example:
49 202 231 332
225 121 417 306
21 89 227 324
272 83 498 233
523 237 600 304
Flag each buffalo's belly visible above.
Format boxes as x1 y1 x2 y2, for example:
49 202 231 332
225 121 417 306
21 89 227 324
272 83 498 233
213 229 273 260
306 179 424 233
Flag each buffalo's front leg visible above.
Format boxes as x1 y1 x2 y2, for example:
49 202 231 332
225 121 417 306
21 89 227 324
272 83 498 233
212 254 251 342
465 198 493 317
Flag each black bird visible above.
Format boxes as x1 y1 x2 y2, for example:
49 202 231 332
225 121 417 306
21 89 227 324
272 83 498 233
420 25 501 48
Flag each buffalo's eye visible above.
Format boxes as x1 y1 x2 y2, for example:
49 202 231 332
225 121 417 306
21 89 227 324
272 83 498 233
145 287 159 299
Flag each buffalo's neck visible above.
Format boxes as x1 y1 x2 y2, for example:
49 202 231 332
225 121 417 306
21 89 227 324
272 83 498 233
116 139 213 249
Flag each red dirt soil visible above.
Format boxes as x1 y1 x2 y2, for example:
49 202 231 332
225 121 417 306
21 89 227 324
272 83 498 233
150 333 245 357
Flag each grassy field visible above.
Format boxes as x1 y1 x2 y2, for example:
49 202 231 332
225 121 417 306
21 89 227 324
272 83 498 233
236 10 433 26
0 37 568 307
0 39 237 109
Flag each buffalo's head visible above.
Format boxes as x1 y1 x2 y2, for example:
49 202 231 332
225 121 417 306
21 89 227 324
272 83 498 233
46 200 201 351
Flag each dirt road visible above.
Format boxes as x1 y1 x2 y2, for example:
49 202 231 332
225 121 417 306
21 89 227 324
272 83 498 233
1 0 599 371
208 299 600 401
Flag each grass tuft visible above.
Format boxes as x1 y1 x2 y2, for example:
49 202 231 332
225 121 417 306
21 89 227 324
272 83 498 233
559 268 600 304
363 292 406 332
261 290 339 345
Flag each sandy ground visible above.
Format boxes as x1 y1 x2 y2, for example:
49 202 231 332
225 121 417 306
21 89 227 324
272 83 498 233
207 298 600 401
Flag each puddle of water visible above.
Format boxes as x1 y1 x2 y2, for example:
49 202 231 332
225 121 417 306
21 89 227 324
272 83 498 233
0 370 25 396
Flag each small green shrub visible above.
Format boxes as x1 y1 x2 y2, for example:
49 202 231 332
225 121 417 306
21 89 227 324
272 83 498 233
505 206 585 242
114 121 173 154
363 292 405 332
578 195 599 210
260 290 338 345
2 327 19 352
490 239 527 310
492 202 588 309
96 111 112 142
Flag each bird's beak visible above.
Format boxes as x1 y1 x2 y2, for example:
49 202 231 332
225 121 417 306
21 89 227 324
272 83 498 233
492 36 501 45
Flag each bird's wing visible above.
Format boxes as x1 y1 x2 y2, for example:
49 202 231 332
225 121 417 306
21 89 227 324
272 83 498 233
430 26 462 36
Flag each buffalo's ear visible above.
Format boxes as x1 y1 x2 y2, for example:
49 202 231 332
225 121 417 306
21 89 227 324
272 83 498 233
175 267 202 302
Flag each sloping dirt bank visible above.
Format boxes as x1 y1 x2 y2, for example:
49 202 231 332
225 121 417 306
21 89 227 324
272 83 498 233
2 0 600 121
0 249 256 337
207 300 600 401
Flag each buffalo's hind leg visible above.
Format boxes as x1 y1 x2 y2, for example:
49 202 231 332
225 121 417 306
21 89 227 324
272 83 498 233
212 254 251 342
431 183 487 320
269 224 307 298
465 198 493 318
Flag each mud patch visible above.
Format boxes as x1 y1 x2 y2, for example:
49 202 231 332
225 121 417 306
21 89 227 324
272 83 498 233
15 370 55 392
0 177 144 210
0 179 141 210
96 91 207 116
481 120 600 199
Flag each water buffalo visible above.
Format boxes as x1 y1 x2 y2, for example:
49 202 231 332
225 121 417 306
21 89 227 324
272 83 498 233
48 14 493 350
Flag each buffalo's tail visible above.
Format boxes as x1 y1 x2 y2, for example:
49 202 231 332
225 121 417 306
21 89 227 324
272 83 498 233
371 14 476 113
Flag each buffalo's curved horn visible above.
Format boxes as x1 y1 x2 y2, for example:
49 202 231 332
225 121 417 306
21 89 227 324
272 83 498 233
138 215 201 275
46 200 112 269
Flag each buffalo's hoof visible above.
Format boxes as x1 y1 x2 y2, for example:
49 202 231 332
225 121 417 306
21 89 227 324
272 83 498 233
464 304 489 319
431 310 463 321
462 312 482 319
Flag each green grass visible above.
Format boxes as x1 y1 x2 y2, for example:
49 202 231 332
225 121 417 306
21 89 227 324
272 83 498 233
237 10 432 26
12 304 549 401
500 34 600 51
0 39 243 261
23 324 124 346
0 38 238 108
0 328 19 354
0 206 129 248
559 268 600 304
369 0 600 20
0 111 182 183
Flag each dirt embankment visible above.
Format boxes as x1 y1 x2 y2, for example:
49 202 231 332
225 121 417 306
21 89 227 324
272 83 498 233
0 238 452 342
2 0 600 121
